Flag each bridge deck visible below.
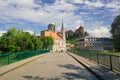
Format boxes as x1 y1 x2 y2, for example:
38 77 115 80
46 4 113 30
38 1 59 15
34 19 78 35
0 52 98 80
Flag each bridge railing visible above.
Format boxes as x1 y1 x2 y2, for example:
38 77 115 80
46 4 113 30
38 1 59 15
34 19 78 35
70 50 120 72
0 50 50 67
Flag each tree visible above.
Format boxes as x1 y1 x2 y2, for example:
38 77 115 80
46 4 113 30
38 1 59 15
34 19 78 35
110 15 120 52
41 36 54 49
74 26 84 38
0 28 43 53
66 30 74 40
84 31 89 37
31 36 43 50
0 28 20 53
66 26 89 44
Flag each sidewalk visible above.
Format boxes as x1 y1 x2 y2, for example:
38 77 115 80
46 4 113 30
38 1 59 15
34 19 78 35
68 52 120 80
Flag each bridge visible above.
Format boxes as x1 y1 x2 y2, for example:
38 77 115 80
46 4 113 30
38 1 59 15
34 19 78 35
0 52 120 80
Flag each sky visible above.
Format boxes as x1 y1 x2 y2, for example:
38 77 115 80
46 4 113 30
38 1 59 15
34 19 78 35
0 0 120 37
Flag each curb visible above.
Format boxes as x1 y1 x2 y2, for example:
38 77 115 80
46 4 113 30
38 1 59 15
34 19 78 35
67 52 120 80
67 52 104 80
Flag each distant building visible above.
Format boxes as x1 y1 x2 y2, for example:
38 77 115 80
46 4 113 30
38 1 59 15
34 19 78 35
65 30 74 39
74 26 84 38
77 36 113 51
40 22 66 52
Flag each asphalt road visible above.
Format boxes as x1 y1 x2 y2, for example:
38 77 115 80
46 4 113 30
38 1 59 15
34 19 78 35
0 52 98 80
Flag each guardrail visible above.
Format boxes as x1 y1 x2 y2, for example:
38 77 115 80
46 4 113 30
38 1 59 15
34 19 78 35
70 50 120 72
0 50 50 67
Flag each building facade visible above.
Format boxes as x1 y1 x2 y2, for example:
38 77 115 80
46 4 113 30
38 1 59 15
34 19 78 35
77 37 113 51
40 22 66 52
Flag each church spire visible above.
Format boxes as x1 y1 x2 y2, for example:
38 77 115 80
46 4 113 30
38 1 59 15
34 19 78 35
61 20 66 40
61 20 66 51
61 20 64 31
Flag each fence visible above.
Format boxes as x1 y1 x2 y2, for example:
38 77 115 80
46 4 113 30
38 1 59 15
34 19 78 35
71 50 120 72
0 50 50 67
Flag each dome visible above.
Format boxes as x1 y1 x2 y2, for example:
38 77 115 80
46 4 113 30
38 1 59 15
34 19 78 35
48 22 56 32
49 22 56 25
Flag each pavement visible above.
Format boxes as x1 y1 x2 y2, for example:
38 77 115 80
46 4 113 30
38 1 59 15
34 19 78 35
0 52 98 80
68 52 120 80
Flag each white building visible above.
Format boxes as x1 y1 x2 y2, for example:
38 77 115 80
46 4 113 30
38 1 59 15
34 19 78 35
40 22 66 52
77 36 113 51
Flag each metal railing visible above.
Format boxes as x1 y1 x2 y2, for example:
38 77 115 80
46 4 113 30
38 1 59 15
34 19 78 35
0 50 50 67
71 50 120 72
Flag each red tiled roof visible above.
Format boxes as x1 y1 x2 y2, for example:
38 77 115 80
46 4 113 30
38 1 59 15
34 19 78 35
43 31 63 40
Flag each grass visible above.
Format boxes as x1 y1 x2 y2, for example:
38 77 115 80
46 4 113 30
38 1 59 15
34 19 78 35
0 56 8 66
66 39 78 44
73 48 120 56
103 52 120 55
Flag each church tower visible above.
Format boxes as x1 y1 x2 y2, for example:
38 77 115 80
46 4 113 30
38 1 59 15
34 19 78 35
61 21 66 51
48 22 56 32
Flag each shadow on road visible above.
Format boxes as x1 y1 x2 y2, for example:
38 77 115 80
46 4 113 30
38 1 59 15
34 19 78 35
89 65 120 80
22 64 98 80
58 64 98 80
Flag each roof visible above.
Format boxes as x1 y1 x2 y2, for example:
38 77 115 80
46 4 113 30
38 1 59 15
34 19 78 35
43 31 63 40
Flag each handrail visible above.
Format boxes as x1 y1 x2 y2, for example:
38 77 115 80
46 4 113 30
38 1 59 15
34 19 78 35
0 50 50 67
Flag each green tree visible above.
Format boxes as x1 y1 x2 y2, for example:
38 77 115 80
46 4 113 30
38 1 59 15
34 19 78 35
0 28 20 53
22 32 32 51
110 15 120 52
41 36 54 49
0 38 7 53
0 28 43 53
32 36 43 50
84 31 89 37
28 41 34 50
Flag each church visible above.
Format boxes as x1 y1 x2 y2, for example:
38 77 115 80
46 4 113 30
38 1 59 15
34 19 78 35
40 22 66 52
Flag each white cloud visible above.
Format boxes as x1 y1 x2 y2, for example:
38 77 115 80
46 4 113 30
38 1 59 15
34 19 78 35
71 0 84 4
23 30 34 35
0 0 81 29
93 1 105 7
74 20 84 29
0 0 120 37
84 1 104 8
105 1 120 10
87 27 111 37
0 31 6 37
73 0 120 10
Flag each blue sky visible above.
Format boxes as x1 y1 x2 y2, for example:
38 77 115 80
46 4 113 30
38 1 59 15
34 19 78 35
0 0 120 37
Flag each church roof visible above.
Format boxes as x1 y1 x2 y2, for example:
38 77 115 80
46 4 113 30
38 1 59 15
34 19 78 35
43 31 63 40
